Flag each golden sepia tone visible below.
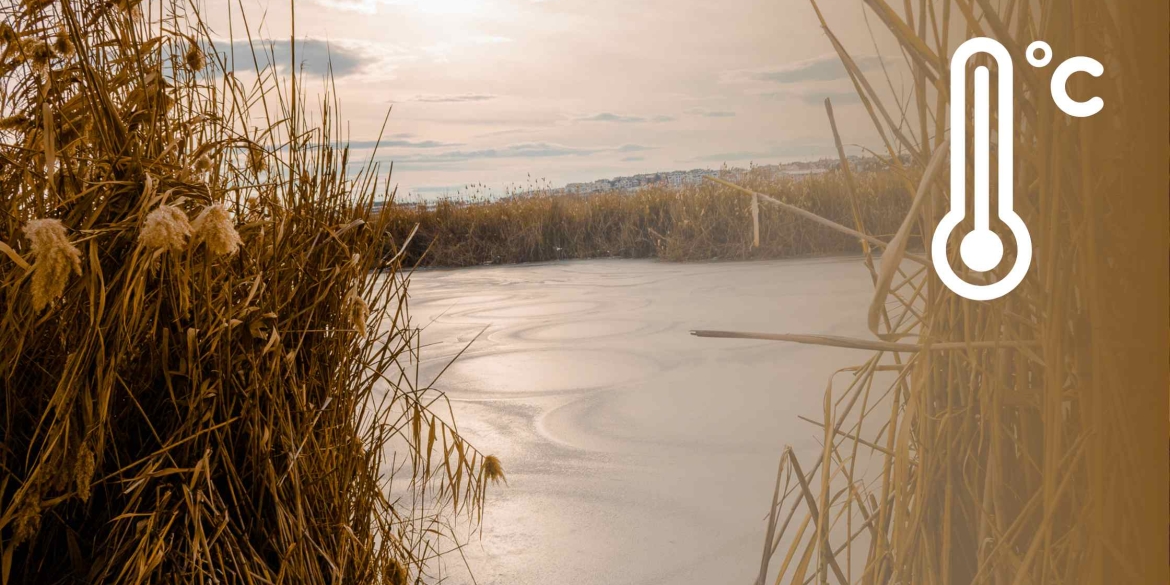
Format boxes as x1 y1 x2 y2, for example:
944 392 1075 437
728 2 1168 584
380 170 909 267
0 1 497 582
0 0 1165 584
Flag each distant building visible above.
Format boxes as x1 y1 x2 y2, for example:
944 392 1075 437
491 154 898 199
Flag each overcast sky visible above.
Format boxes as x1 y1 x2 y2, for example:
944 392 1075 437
199 0 910 200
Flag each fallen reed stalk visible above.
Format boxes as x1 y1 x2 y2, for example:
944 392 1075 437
0 1 498 583
690 330 1040 353
702 175 928 267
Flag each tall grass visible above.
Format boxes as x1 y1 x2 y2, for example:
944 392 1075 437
382 170 909 267
718 1 1168 584
0 1 497 583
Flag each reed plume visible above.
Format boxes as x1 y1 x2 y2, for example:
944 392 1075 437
346 287 370 337
21 218 82 311
139 204 191 252
182 38 203 72
483 454 506 485
191 203 240 256
51 25 72 57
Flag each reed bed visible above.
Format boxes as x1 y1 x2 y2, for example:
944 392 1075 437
0 1 497 583
712 1 1167 584
381 170 910 267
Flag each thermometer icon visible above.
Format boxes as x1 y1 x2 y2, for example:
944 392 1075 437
933 37 1103 301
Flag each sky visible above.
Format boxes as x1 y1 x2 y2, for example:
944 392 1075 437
198 0 911 200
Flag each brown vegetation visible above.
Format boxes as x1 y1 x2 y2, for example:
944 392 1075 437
381 170 910 267
0 1 493 583
721 1 1169 584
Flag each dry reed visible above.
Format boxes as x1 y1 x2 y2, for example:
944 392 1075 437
709 1 1168 584
381 169 910 267
0 1 497 583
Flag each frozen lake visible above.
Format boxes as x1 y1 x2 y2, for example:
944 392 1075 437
408 257 879 585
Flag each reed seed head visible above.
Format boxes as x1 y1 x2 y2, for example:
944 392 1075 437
12 475 45 547
0 23 16 47
115 0 142 18
346 291 370 337
247 143 266 174
139 204 191 252
483 455 505 485
27 39 52 73
384 559 408 585
184 39 204 72
12 500 41 546
23 218 83 312
52 28 74 57
0 114 30 131
191 203 241 256
24 0 54 11
74 442 95 502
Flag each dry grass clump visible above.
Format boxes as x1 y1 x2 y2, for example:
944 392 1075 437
716 1 1167 584
381 169 909 267
0 1 496 583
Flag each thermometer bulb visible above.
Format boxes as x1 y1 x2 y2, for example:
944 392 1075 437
960 230 1003 272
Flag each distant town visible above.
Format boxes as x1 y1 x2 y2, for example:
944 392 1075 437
393 154 899 205
551 155 892 196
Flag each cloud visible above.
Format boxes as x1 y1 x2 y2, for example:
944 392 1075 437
760 89 862 106
409 93 497 103
620 156 645 162
805 91 861 105
577 112 675 124
691 139 834 163
617 144 655 152
213 38 375 77
373 142 655 168
685 108 736 118
723 54 885 85
471 36 512 45
408 184 467 195
394 143 604 165
475 128 532 138
313 0 380 13
418 115 559 127
310 0 509 16
346 139 463 149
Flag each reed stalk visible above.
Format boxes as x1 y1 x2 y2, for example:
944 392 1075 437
380 169 910 267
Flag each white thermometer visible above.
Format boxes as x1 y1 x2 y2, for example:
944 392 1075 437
933 37 1103 301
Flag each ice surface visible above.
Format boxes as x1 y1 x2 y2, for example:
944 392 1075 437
408 257 877 585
